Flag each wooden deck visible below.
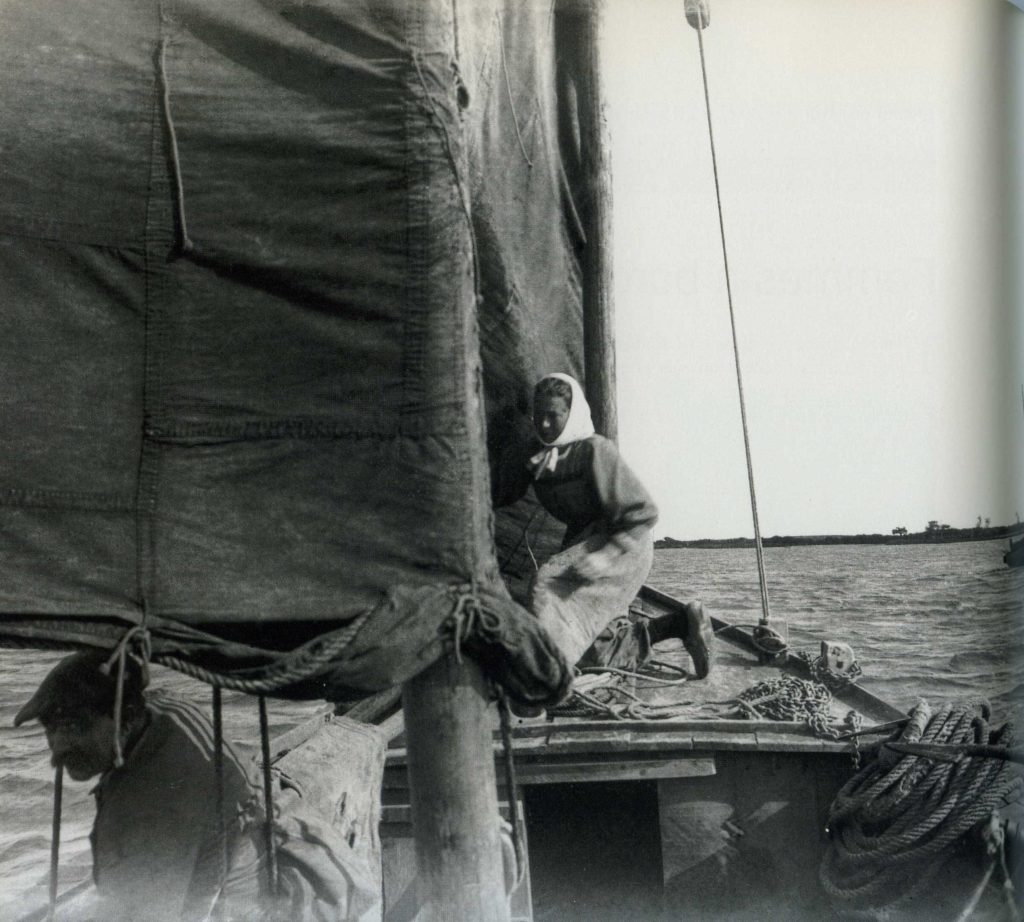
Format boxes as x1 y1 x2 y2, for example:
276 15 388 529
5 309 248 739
379 585 910 921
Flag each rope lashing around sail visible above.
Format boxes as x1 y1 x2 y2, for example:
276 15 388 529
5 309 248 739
820 700 1024 914
155 608 372 693
448 583 489 665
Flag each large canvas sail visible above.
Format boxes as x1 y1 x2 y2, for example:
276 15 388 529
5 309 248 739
0 0 586 702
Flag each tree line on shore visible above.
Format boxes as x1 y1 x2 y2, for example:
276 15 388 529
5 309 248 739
655 521 1024 549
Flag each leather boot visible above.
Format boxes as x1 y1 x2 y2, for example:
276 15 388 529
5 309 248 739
682 601 714 679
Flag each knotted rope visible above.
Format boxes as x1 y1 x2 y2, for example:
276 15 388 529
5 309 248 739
101 626 152 768
820 700 1024 913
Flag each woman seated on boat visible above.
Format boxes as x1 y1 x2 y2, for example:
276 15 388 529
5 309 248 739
506 372 713 681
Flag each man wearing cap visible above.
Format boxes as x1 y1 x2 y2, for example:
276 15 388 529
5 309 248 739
15 650 264 921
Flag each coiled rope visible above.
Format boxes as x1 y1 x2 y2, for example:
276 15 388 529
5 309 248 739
549 654 859 741
820 700 1024 913
548 661 692 721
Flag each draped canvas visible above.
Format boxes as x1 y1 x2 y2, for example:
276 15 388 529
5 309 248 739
0 0 584 702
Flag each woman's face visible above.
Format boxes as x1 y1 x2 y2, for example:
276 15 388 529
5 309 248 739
533 394 570 443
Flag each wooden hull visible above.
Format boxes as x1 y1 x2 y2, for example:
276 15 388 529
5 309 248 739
29 585 995 922
379 584 909 921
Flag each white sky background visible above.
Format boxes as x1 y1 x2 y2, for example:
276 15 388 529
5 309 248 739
604 0 1023 540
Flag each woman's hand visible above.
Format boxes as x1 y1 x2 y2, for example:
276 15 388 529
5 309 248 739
572 547 616 581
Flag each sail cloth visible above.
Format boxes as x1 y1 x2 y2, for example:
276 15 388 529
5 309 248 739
0 0 586 703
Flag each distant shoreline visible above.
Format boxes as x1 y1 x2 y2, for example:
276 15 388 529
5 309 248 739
655 524 1024 550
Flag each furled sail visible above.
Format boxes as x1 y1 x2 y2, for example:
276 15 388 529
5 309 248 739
0 0 589 703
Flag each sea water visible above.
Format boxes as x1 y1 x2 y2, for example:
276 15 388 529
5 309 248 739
0 539 1021 917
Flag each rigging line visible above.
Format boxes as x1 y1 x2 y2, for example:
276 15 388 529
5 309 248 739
258 696 279 896
496 12 534 168
212 687 228 886
691 13 772 625
47 765 62 922
495 689 526 889
157 37 194 255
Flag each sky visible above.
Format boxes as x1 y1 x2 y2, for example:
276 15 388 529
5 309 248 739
603 0 1023 540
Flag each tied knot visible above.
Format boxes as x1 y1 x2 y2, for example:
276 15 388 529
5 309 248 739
102 626 152 769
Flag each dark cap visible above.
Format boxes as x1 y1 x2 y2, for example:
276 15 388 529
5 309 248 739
13 650 147 727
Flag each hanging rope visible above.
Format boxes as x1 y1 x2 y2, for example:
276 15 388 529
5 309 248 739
496 11 534 169
212 687 229 886
47 765 62 922
157 35 194 255
257 696 279 897
496 688 526 888
687 6 772 627
101 626 152 769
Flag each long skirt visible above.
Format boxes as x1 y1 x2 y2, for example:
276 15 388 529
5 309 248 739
528 528 654 671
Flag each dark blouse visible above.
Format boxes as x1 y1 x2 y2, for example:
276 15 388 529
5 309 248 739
531 435 658 550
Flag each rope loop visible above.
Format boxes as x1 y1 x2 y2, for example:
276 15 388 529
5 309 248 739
447 582 490 665
495 686 527 889
100 626 152 768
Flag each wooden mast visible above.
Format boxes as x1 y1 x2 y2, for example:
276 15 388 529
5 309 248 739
399 5 614 919
563 0 617 440
397 2 514 911
402 658 508 921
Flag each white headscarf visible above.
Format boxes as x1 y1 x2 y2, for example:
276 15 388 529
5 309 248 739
529 373 595 478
